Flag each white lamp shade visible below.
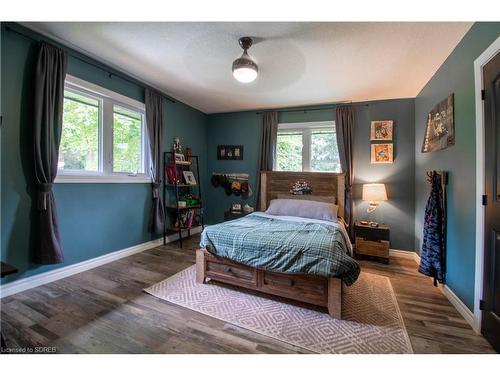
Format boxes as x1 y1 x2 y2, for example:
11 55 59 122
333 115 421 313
232 66 258 83
362 183 387 202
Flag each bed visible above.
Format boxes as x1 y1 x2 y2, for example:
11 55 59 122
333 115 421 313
196 171 360 319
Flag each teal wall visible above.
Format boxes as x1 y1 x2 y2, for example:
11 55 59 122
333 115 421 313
1 23 207 284
206 98 416 250
414 22 500 310
4 20 498 313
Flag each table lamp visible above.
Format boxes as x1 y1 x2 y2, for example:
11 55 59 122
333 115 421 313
362 183 387 225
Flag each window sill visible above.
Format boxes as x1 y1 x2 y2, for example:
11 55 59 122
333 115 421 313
55 175 152 184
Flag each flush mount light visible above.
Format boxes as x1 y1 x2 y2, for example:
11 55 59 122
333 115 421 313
232 37 258 83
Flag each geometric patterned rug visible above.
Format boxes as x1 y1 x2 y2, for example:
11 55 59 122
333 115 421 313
144 266 413 354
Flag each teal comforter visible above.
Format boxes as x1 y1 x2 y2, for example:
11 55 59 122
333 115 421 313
200 213 360 285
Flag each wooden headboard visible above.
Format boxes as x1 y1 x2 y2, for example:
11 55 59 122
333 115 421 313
259 171 345 218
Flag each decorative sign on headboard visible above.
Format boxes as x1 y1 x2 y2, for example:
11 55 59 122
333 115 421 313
260 171 345 218
290 180 312 195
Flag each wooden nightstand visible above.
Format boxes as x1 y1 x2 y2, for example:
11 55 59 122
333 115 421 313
224 210 250 222
354 221 390 264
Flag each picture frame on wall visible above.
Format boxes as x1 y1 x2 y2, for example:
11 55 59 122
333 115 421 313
421 94 455 153
217 145 244 160
371 143 394 164
370 120 393 141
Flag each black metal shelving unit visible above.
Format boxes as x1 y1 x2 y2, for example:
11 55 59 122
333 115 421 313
163 152 204 248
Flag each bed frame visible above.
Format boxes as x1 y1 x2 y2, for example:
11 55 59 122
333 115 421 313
196 171 346 319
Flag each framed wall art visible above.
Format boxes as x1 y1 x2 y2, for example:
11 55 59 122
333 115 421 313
217 145 244 160
421 94 454 153
370 120 393 141
371 143 394 164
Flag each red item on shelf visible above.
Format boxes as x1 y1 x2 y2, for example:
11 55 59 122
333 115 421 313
166 166 175 184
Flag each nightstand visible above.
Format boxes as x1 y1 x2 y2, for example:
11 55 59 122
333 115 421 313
224 210 250 222
354 221 390 264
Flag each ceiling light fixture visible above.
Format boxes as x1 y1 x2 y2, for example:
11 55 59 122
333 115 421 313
232 37 258 83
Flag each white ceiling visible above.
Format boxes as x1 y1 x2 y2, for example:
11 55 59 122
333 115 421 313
22 22 472 114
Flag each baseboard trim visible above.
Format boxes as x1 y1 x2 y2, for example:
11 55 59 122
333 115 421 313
0 227 202 299
389 249 420 264
441 285 476 330
392 250 476 331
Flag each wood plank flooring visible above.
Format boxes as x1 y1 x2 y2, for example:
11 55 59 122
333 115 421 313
1 236 495 353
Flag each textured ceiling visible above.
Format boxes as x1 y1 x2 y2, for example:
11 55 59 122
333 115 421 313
22 22 472 113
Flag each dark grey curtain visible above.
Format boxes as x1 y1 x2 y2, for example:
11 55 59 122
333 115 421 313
256 111 278 210
145 88 165 234
33 42 68 264
335 106 355 238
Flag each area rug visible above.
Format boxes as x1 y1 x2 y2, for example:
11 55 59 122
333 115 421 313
144 266 413 354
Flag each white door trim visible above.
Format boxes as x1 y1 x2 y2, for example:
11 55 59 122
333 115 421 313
473 35 500 334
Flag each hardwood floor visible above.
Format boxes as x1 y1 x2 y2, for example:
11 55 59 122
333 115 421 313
0 236 495 354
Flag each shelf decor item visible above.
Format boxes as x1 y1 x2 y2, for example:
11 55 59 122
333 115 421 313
370 120 393 141
175 153 185 162
165 165 182 184
185 147 192 161
183 171 197 185
421 94 455 153
173 137 182 154
180 194 199 206
371 143 393 164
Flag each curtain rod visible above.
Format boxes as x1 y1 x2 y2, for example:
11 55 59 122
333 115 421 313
255 102 369 115
5 25 177 104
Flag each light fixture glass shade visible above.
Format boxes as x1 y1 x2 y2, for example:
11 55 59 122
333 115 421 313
232 49 258 83
362 183 388 202
232 66 258 83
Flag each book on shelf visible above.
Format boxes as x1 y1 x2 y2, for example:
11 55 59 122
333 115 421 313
173 208 198 229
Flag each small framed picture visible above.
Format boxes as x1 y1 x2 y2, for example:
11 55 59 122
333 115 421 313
217 145 244 160
370 120 393 141
175 153 185 162
231 203 242 212
183 171 197 185
371 143 394 164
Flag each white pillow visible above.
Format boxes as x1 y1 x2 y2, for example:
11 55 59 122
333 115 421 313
266 199 338 222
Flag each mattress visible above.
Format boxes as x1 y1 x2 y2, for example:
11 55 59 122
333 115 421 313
199 212 360 285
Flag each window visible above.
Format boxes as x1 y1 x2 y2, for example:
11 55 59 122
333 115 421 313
60 90 100 172
113 106 144 174
276 121 341 172
56 75 149 183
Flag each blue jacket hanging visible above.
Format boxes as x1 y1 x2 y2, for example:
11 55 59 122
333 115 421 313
419 172 446 285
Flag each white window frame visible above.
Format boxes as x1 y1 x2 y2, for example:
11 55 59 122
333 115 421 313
276 120 340 173
56 75 151 183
